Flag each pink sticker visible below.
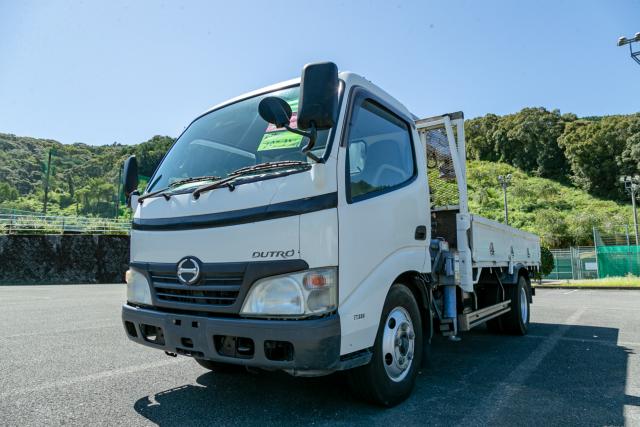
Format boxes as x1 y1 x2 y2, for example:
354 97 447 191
265 112 298 133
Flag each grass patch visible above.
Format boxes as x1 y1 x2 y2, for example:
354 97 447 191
540 276 640 287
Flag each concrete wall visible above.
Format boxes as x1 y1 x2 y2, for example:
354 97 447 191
0 235 129 284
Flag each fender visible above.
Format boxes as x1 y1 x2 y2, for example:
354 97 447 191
499 263 534 301
499 262 529 284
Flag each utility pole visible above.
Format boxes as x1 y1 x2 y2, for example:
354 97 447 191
497 174 512 225
43 149 53 215
620 175 640 245
617 32 640 66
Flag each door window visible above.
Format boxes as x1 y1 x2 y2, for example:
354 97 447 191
346 99 415 202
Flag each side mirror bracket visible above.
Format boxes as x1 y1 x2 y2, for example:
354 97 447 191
258 96 322 162
283 122 321 162
129 190 140 211
258 61 338 163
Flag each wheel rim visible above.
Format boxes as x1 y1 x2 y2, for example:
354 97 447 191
382 306 415 382
520 287 528 323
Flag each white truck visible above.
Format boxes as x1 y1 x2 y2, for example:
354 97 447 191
121 62 540 406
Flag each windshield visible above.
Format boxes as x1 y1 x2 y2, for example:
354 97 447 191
146 85 331 193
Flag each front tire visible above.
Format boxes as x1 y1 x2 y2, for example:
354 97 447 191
347 283 423 406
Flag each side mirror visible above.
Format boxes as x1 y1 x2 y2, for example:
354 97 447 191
258 96 292 127
297 61 339 131
123 155 139 207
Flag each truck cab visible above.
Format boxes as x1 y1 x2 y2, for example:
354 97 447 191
121 62 540 406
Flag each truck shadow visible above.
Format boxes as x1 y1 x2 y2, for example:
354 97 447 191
133 322 637 426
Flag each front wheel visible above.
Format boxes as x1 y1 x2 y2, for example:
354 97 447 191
347 283 423 406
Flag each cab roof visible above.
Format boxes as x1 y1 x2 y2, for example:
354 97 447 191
198 71 415 123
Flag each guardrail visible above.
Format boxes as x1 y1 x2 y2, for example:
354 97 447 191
0 212 131 235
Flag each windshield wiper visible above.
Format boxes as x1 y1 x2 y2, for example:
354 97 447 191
168 175 222 188
228 160 310 177
192 175 240 199
192 161 310 200
139 175 221 202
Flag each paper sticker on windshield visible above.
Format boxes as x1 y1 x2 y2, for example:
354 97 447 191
258 98 302 151
258 131 303 151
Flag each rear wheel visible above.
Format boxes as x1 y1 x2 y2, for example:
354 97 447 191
194 358 245 373
501 275 530 335
347 283 423 407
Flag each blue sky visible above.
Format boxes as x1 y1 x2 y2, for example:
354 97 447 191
1 0 638 146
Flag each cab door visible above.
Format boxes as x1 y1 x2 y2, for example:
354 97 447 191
337 89 429 353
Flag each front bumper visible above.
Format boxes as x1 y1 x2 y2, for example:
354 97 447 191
122 304 342 374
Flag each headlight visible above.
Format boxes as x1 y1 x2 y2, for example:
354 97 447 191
125 268 152 305
240 267 337 318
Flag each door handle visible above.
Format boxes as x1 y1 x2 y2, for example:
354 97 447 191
415 225 427 240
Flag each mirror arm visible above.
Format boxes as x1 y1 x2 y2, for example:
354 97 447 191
284 123 322 163
127 190 140 208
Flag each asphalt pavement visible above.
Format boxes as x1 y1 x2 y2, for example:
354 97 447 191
1 285 639 426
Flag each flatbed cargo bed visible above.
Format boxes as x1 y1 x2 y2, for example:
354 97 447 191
470 214 540 269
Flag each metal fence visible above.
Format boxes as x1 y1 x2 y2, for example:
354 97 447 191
547 226 640 279
0 210 130 235
546 247 598 280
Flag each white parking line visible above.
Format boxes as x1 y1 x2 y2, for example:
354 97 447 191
625 367 640 424
0 322 119 340
562 289 579 295
526 334 640 348
461 307 586 425
0 357 190 399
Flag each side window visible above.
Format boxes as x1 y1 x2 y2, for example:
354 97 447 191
346 99 415 201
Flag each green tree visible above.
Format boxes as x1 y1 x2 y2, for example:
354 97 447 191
466 107 572 181
0 182 19 203
465 113 501 162
534 246 555 281
558 115 640 200
135 135 175 177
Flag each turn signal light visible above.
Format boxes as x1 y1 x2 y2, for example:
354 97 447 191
304 273 327 288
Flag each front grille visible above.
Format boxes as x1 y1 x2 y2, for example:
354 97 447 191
133 259 308 315
150 270 243 309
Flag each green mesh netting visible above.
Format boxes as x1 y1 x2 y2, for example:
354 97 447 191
596 245 640 277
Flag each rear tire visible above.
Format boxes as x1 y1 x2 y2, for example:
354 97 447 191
347 283 423 407
194 358 245 373
501 275 530 335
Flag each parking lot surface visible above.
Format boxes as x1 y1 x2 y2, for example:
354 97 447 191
1 285 639 426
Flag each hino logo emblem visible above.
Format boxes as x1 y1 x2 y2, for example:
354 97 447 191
176 257 201 285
